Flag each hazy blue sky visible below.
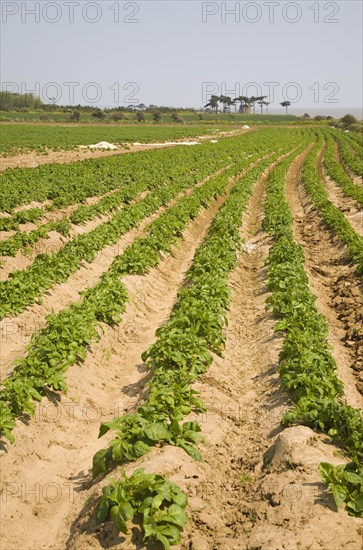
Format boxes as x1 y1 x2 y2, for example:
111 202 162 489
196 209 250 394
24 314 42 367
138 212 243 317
1 0 362 114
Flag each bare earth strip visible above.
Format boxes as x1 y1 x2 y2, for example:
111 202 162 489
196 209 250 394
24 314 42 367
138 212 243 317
335 139 363 187
0 142 180 172
321 168 363 237
286 148 363 401
0 185 144 239
0 129 250 172
68 154 362 550
318 146 363 237
0 169 236 550
0 191 150 281
2 149 361 550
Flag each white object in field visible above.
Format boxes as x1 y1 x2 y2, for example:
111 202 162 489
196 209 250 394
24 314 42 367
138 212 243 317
242 125 250 129
210 140 218 143
88 141 118 150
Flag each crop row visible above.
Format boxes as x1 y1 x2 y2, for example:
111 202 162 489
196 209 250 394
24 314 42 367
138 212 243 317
334 132 363 178
263 138 363 518
0 156 230 318
303 133 363 275
0 152 225 257
0 129 292 318
0 208 45 232
0 219 72 257
89 147 302 547
0 149 274 443
0 130 266 213
0 131 281 256
323 133 363 205
0 123 224 155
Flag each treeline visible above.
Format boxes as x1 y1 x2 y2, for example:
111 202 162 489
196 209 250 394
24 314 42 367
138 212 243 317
0 92 43 110
0 92 196 114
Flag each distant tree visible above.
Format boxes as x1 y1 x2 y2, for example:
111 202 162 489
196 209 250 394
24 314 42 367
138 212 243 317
204 95 219 113
302 113 310 118
136 112 145 122
198 113 204 121
152 110 162 123
280 101 291 114
219 95 233 113
171 113 184 123
70 110 81 122
255 96 267 114
0 91 42 110
235 96 248 114
263 101 271 114
92 108 106 119
340 114 357 125
250 96 266 114
112 112 125 121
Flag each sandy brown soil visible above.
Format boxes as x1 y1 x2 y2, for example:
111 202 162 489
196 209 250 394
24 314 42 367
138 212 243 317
0 164 232 379
0 142 178 171
287 146 363 400
335 139 363 187
0 191 151 281
1 148 362 550
318 145 363 237
66 151 362 549
0 129 250 172
0 162 241 550
321 169 363 237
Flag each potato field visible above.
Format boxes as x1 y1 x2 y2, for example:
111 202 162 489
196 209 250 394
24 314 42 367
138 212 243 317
0 126 362 549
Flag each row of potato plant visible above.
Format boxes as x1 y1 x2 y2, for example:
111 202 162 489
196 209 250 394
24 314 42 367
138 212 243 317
263 138 363 518
0 150 270 443
334 131 363 177
89 141 303 548
0 130 276 213
323 132 363 205
0 155 225 257
302 133 363 275
0 132 287 317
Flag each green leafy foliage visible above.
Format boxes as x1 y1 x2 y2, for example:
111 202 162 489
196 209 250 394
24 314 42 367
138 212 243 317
2 131 283 318
302 135 363 275
323 132 363 206
319 462 363 517
2 142 281 442
96 469 188 549
333 131 363 178
263 133 363 518
92 142 302 473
